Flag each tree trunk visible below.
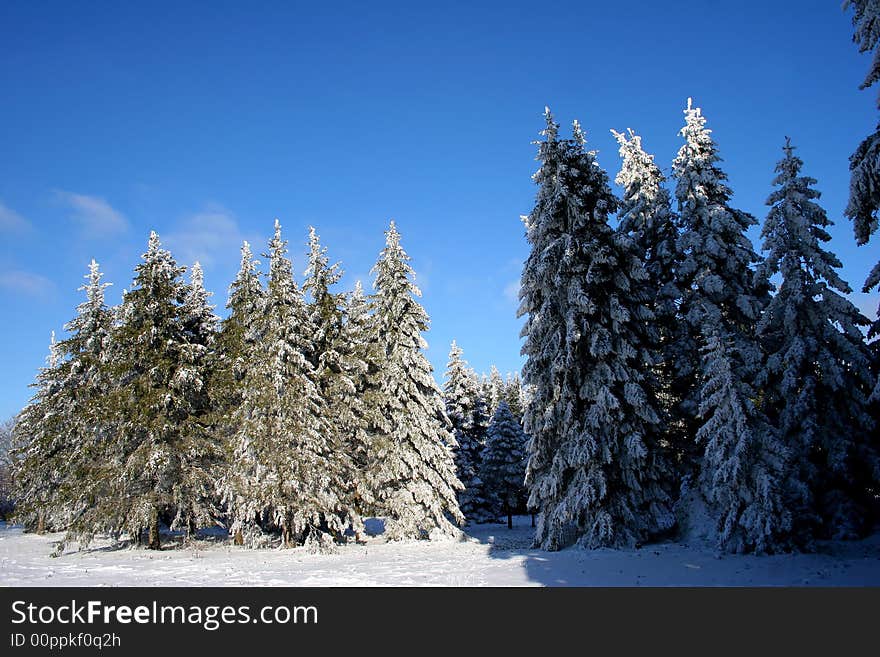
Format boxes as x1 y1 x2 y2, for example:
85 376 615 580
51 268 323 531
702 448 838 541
36 510 45 534
507 508 513 530
531 512 535 528
148 507 161 550
233 529 243 546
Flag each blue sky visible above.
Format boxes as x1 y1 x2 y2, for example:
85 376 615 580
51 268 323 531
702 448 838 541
1 0 877 419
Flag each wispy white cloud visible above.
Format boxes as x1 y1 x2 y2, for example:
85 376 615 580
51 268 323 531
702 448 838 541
503 279 520 305
163 204 249 269
0 201 31 233
55 190 128 235
0 270 55 298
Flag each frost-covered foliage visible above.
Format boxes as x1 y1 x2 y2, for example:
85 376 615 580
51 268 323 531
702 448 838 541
345 279 386 501
481 402 527 528
443 341 492 523
501 371 526 420
519 109 673 550
215 241 265 403
695 328 791 554
11 333 69 533
758 139 878 539
367 221 464 540
612 128 683 461
483 365 505 414
13 260 115 536
303 226 373 523
220 221 360 547
670 99 770 476
65 235 222 549
0 416 15 519
844 0 880 356
182 262 219 349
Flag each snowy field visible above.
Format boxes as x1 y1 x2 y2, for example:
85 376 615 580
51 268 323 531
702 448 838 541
2 519 880 587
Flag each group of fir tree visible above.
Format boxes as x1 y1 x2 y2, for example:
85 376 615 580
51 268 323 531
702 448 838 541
518 97 879 554
442 342 528 528
10 221 463 550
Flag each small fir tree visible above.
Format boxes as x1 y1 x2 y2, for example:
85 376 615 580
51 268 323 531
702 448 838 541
481 402 527 529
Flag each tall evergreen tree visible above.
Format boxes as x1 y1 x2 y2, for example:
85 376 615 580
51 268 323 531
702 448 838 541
11 332 67 533
844 0 880 403
481 402 527 529
695 326 791 554
346 278 385 512
367 221 464 540
303 226 372 525
612 128 683 465
66 235 220 549
443 341 491 522
214 242 265 414
14 261 115 537
519 109 673 550
220 220 359 547
212 242 265 543
758 139 878 539
670 98 770 479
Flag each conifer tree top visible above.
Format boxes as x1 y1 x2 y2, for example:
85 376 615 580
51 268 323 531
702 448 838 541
81 259 111 307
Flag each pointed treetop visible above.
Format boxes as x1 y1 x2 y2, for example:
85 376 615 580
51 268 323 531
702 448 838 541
148 230 161 252
87 258 100 282
81 258 111 303
353 279 364 297
386 219 400 246
782 135 794 158
191 261 204 288
241 240 252 258
46 330 60 369
572 119 586 146
541 106 558 141
681 97 707 131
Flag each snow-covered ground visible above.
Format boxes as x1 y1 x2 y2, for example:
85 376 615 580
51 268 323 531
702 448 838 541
2 518 879 587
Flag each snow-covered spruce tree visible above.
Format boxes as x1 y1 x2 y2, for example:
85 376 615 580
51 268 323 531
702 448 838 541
14 260 115 537
303 226 372 524
221 220 359 548
519 109 673 550
11 333 67 533
695 325 791 554
71 234 221 549
443 341 491 522
484 365 505 415
177 261 220 532
502 371 526 421
367 221 464 539
844 0 880 403
481 402 527 529
670 98 770 480
612 128 683 466
345 278 386 511
212 242 265 544
758 138 878 540
214 241 265 415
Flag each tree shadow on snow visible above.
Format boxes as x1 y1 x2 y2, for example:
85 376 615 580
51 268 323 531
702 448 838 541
465 515 585 586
